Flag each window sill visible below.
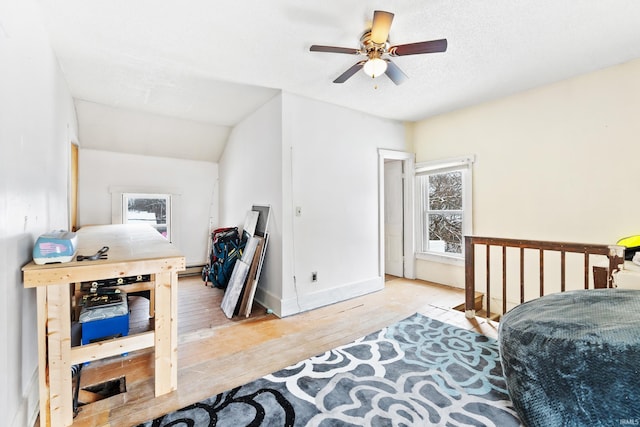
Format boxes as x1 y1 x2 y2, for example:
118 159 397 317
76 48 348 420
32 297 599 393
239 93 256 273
415 251 465 267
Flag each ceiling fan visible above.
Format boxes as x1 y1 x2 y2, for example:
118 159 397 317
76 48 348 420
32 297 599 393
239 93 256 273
310 10 447 85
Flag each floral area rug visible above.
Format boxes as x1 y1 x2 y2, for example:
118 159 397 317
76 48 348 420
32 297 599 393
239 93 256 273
138 313 521 426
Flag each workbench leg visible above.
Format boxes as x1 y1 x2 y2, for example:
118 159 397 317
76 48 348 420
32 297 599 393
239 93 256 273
47 283 73 426
36 287 50 427
154 272 178 396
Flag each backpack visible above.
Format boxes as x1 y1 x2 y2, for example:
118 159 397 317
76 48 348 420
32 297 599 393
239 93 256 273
203 227 245 289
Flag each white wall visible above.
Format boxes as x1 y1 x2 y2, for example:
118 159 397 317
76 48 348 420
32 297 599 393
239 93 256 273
79 149 218 266
412 58 640 292
281 93 406 316
0 1 78 425
219 92 407 317
218 94 284 311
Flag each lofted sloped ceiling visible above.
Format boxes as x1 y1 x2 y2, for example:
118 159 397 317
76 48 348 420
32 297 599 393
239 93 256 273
36 0 640 161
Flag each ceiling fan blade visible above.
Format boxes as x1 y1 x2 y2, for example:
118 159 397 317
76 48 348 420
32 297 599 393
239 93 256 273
310 45 360 55
370 10 394 44
389 38 448 56
333 61 366 83
384 60 408 85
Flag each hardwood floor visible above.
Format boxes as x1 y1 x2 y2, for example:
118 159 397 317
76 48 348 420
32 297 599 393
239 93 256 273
63 275 498 427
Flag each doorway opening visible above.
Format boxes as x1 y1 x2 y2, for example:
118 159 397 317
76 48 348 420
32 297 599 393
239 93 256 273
378 150 415 280
384 159 404 278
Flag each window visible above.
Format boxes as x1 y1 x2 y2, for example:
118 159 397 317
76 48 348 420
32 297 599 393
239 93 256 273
416 156 473 259
122 193 171 240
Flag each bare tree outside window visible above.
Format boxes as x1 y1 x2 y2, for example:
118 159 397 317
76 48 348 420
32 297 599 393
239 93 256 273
128 198 167 224
421 171 463 254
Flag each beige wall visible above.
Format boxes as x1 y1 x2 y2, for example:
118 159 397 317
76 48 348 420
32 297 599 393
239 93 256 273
412 58 640 289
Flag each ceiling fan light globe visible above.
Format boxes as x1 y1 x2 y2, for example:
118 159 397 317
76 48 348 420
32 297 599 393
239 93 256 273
363 58 387 78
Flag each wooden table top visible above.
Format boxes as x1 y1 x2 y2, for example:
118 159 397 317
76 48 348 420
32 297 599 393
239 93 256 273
23 224 185 287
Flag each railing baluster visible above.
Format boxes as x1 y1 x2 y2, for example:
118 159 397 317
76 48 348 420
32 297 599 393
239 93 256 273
584 252 589 289
561 251 566 292
486 244 491 320
520 247 524 303
502 246 507 315
539 249 544 297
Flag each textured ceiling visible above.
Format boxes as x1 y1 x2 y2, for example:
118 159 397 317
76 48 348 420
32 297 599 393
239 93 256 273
36 0 640 160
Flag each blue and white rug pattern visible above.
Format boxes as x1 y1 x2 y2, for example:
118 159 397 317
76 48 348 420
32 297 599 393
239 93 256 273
141 313 521 426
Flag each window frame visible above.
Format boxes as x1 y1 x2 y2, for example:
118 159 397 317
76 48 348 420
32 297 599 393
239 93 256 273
110 186 181 247
415 155 474 263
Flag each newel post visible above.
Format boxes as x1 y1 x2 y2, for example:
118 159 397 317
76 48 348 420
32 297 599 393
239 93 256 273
464 236 476 318
608 245 626 288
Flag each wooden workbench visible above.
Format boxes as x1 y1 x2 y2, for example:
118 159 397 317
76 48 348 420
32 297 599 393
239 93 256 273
22 224 185 427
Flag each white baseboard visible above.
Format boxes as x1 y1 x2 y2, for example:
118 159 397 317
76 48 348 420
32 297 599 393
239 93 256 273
11 367 39 427
275 276 384 318
253 287 283 317
179 265 205 277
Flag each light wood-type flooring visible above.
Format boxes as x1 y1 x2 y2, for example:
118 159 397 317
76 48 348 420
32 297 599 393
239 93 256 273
52 275 498 427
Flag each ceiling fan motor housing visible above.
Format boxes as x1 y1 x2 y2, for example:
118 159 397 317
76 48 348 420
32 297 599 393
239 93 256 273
360 31 388 60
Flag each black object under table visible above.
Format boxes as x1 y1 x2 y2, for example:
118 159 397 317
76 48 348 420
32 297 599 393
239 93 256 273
499 289 640 426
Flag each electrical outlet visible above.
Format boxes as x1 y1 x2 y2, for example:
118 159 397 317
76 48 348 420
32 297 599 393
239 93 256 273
311 271 318 282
